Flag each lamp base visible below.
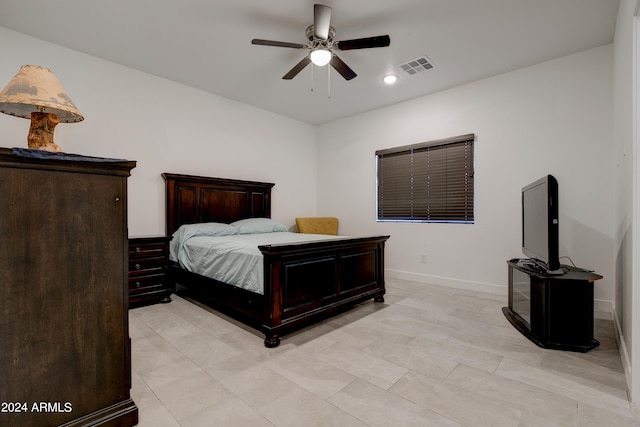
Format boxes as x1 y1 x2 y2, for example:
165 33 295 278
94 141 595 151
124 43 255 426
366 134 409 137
28 111 61 152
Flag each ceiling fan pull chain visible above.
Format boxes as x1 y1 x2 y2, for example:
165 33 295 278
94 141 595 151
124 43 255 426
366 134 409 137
311 63 315 92
327 62 331 99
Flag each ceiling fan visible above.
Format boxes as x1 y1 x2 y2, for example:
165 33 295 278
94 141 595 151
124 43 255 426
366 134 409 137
251 4 390 81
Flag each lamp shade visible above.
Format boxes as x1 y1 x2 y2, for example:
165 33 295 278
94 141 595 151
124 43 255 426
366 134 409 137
0 65 84 123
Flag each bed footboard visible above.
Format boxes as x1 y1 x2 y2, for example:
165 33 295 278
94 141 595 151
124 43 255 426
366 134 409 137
259 235 389 347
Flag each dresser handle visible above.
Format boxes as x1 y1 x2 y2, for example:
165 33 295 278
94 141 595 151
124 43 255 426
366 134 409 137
135 263 141 270
135 281 141 288
135 247 141 253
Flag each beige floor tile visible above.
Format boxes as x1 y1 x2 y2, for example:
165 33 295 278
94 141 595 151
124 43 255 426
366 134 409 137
173 330 242 370
265 348 356 399
390 370 522 426
201 351 268 382
496 356 632 417
409 334 505 372
130 302 175 322
220 365 298 410
324 301 389 328
169 297 244 338
394 295 454 317
349 321 418 346
294 330 338 355
316 342 409 389
260 387 368 427
445 363 578 426
539 349 628 391
218 327 270 352
142 363 227 421
362 340 458 380
578 402 640 426
322 323 378 349
135 402 182 427
451 328 546 366
328 378 460 426
143 313 205 344
131 334 187 375
180 389 275 427
280 321 337 349
384 312 456 340
131 370 181 427
129 315 161 340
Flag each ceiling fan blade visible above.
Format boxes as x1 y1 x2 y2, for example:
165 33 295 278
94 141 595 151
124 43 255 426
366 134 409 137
330 55 357 80
252 39 306 49
314 4 332 40
337 35 390 50
283 56 312 80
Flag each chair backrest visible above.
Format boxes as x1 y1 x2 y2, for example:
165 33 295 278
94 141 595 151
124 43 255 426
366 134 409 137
295 217 339 235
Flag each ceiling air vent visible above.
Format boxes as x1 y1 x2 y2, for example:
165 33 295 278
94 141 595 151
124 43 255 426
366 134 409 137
399 56 434 75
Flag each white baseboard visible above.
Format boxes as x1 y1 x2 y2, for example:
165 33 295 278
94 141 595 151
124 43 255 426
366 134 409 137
386 269 614 315
385 269 506 296
613 306 634 403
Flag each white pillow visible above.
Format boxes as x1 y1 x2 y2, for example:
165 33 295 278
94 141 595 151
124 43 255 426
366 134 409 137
170 222 240 262
230 218 288 234
174 222 239 238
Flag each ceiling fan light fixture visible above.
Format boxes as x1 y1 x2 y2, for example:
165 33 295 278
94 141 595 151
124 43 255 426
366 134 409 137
310 48 332 66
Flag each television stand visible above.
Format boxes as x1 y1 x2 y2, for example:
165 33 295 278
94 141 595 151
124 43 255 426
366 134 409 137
503 259 603 352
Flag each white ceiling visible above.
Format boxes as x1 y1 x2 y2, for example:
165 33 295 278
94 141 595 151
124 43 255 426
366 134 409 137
0 0 619 125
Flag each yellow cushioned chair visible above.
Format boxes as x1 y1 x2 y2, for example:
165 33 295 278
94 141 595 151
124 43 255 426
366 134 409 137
295 217 339 235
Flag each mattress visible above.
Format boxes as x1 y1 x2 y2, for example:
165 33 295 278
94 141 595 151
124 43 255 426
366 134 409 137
170 225 346 294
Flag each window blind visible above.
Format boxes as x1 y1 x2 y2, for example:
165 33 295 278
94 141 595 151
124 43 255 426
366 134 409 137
376 134 475 223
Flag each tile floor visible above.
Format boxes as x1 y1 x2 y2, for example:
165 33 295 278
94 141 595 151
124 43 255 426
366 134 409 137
129 279 640 426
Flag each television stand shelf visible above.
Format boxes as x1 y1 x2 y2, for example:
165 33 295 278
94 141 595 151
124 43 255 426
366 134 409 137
503 259 603 353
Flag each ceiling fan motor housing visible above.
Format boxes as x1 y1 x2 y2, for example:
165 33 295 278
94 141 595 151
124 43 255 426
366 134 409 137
306 25 335 49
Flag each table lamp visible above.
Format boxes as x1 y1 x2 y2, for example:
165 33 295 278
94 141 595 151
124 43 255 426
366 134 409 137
0 65 84 152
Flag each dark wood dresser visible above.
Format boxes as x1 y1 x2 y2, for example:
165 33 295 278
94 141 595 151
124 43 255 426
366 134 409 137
128 236 172 307
0 148 138 426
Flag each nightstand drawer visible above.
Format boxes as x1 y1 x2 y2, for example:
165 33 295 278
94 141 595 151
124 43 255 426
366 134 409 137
129 256 164 276
129 242 166 258
129 274 165 293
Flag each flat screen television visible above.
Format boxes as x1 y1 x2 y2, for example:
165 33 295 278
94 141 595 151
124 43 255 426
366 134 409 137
521 175 561 272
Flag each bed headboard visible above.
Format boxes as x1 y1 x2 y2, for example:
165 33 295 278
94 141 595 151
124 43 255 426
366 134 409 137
162 173 275 236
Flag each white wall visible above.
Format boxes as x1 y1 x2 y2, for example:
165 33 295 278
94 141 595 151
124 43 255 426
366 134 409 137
613 0 639 404
317 45 615 305
0 26 318 236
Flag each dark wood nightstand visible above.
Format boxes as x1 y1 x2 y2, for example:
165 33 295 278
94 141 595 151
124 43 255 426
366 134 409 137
128 236 173 307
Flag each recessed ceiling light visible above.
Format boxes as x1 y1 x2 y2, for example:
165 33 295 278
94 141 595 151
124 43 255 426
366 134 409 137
383 74 398 85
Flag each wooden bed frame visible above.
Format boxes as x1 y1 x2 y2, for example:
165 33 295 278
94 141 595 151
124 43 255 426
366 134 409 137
163 173 389 347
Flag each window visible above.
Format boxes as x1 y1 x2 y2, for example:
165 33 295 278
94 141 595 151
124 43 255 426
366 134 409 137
376 134 475 223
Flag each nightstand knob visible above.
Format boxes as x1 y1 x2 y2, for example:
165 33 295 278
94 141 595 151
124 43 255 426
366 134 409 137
135 247 141 253
135 281 141 288
135 263 141 270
